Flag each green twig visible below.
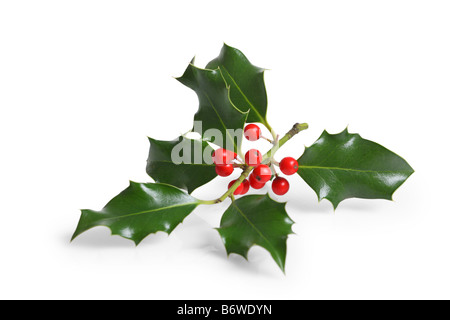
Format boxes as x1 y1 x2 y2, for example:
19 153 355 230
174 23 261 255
199 122 308 205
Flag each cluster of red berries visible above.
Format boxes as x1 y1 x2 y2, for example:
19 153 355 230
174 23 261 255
213 124 299 196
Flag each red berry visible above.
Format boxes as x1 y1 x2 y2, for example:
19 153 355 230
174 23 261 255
245 149 262 166
252 164 272 183
215 164 234 177
240 179 250 195
249 173 265 189
244 124 261 141
279 157 299 175
228 179 244 195
272 177 290 195
212 148 237 165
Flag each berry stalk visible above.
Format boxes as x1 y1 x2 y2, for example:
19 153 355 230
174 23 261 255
199 122 308 205
263 121 278 141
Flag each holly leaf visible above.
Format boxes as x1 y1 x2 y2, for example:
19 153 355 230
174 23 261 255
206 44 269 127
71 182 200 245
177 60 248 153
146 136 216 193
217 194 294 272
298 129 414 209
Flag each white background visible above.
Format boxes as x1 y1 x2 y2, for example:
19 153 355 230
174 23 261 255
1 0 449 300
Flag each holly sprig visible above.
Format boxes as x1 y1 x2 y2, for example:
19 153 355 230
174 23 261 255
72 44 414 272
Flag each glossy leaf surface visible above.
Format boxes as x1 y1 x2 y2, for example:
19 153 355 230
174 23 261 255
146 136 216 193
298 129 414 208
206 44 268 126
217 195 294 272
72 182 199 245
177 61 247 153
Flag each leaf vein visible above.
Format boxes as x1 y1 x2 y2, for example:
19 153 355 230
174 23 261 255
203 92 238 152
231 202 278 257
220 66 266 124
299 165 410 174
98 202 198 222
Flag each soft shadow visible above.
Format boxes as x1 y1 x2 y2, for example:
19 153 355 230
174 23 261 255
66 227 140 249
336 199 388 212
286 196 332 214
286 194 387 214
207 244 282 278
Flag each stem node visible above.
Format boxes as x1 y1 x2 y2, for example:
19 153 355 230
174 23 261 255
200 122 308 205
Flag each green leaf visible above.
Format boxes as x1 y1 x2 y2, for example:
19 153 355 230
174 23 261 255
146 136 216 194
298 129 414 209
71 182 200 245
206 44 269 126
177 60 248 153
217 194 294 272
